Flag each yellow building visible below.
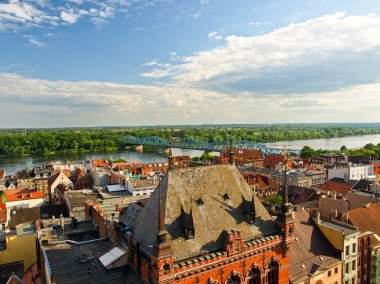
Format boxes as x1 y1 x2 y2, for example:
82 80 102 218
0 229 37 276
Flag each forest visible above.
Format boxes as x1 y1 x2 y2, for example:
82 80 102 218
1 124 380 157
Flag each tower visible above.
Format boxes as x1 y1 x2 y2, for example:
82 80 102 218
275 150 295 255
150 161 174 283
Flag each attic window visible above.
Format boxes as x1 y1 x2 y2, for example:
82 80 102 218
196 198 204 206
223 193 230 201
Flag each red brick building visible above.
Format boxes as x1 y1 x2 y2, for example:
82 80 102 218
120 165 294 284
348 203 380 284
220 147 264 167
243 172 279 197
70 168 93 190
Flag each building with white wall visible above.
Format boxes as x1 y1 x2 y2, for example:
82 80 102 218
328 164 372 181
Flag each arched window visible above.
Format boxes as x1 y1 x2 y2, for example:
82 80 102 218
227 274 241 284
248 267 261 284
267 261 279 284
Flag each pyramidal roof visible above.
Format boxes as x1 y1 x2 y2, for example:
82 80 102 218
131 164 276 261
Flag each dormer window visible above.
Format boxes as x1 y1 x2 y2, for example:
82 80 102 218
196 198 204 206
223 193 230 201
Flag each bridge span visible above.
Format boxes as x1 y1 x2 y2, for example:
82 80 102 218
123 135 300 156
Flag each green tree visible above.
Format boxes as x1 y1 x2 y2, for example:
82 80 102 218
268 195 283 205
340 145 348 152
300 146 317 158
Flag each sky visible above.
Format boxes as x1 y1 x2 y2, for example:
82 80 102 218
1 0 380 128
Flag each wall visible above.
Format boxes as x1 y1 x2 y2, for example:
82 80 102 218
317 223 344 251
371 247 380 284
308 262 342 284
0 233 37 273
6 198 44 209
328 168 349 180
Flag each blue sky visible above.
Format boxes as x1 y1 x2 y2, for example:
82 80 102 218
1 0 380 127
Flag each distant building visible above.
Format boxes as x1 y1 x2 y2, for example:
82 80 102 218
48 171 74 204
243 172 279 197
220 147 264 166
328 164 372 181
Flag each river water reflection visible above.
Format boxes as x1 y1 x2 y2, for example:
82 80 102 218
2 134 380 175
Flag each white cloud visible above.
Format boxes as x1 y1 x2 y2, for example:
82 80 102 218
141 12 380 97
23 35 46 47
0 0 132 31
2 70 380 127
208 31 223 40
60 10 79 24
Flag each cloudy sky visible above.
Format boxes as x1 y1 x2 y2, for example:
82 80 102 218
1 0 380 128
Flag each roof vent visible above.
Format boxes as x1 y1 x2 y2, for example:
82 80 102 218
319 256 324 261
301 264 306 269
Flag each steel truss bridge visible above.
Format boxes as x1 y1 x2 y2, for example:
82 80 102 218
123 135 300 156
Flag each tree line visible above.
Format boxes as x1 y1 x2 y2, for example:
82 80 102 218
300 143 380 158
1 125 380 157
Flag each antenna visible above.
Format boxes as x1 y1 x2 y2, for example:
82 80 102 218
229 129 235 165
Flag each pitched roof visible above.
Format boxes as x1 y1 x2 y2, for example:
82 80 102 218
243 173 277 189
48 172 60 187
288 186 319 204
263 154 284 168
221 147 264 160
319 180 352 195
290 210 340 282
131 165 276 261
348 203 380 237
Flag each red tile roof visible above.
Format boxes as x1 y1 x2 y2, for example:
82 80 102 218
221 147 264 160
0 170 4 179
6 191 44 202
319 180 352 195
243 173 277 189
263 154 284 168
93 160 108 168
348 203 380 237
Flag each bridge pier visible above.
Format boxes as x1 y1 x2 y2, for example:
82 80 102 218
164 148 172 156
135 145 143 152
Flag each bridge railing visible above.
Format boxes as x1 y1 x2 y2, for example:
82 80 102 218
122 135 300 156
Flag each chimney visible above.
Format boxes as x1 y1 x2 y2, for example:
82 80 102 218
332 191 337 199
332 210 338 220
316 212 321 224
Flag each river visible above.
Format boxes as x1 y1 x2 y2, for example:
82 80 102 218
1 134 380 175
0 148 206 175
265 134 380 150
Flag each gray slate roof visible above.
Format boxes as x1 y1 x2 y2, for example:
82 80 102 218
131 164 276 261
